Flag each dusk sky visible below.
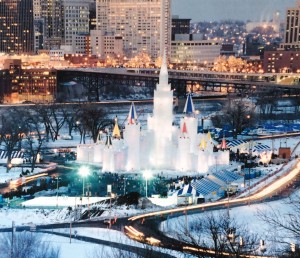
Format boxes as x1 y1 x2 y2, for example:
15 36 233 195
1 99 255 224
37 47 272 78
172 0 297 22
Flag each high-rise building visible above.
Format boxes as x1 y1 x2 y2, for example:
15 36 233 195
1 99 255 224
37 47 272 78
0 0 34 54
96 0 171 59
89 1 97 31
171 39 221 68
33 0 44 51
42 0 64 50
171 16 191 40
280 0 300 49
63 0 90 46
265 1 300 72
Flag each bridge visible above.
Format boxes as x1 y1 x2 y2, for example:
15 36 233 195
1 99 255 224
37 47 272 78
56 68 300 101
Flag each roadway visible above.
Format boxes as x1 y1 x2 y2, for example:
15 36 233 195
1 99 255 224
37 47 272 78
0 158 299 257
125 160 300 257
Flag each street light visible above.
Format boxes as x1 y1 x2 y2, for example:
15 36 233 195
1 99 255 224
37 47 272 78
109 193 115 229
143 170 152 198
55 177 61 207
79 166 90 198
226 181 230 217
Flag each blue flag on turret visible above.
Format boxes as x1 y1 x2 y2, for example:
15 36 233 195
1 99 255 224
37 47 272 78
128 102 138 124
183 94 195 114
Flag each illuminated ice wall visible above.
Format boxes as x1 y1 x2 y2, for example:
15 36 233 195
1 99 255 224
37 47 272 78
77 54 230 173
147 52 175 169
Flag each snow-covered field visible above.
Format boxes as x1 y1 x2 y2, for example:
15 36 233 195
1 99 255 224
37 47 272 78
0 107 299 257
0 190 298 257
0 166 44 184
160 192 298 255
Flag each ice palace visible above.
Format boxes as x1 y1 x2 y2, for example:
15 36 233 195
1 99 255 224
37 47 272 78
77 54 229 173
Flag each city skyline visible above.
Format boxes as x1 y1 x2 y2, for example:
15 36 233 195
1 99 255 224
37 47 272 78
172 0 297 22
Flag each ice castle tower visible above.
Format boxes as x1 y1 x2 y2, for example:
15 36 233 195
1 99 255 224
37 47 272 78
147 51 175 169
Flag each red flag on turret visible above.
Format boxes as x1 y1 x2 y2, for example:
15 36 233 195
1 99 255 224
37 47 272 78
220 137 227 150
182 122 187 134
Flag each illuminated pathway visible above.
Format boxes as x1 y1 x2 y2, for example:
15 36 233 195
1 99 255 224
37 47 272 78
126 160 300 257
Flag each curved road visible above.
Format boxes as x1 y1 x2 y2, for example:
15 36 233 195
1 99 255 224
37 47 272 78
125 160 300 257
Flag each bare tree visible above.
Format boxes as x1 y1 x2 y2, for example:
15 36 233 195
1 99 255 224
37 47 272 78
257 194 300 257
173 211 260 257
255 92 277 117
290 97 300 117
47 104 66 141
61 105 80 138
35 104 65 142
0 109 28 172
77 105 112 143
22 108 46 172
211 99 256 139
35 104 53 142
0 231 60 258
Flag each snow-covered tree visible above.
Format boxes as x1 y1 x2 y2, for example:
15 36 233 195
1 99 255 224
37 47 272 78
155 56 163 68
227 56 247 72
125 52 153 68
213 56 228 72
213 55 247 73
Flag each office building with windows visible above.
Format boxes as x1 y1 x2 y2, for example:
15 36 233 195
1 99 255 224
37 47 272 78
96 0 171 59
64 0 90 46
0 0 34 54
171 39 222 68
280 0 300 50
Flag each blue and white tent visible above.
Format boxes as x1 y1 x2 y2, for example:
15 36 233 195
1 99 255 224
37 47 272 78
227 139 248 152
227 140 247 148
252 144 271 153
0 150 24 159
176 184 200 197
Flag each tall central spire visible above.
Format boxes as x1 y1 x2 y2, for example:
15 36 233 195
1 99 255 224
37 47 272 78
158 50 169 91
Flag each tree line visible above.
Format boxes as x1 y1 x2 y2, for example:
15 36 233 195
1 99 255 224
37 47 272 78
0 103 112 172
211 94 300 139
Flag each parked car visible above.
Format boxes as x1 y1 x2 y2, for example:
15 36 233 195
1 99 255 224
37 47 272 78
103 219 111 225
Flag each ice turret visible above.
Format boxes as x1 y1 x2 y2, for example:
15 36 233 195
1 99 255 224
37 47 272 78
105 133 112 147
102 131 115 172
177 122 191 171
180 94 198 153
112 117 121 139
124 103 141 171
147 50 174 169
128 102 138 124
182 122 187 135
220 137 227 150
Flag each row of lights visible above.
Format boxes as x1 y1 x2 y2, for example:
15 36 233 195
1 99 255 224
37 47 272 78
78 166 153 198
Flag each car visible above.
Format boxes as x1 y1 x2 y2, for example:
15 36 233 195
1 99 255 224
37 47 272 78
103 219 111 225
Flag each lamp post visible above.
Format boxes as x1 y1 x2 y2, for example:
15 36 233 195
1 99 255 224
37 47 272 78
143 170 152 198
55 177 61 207
123 177 127 195
248 140 253 205
226 181 230 218
79 166 90 200
109 193 115 229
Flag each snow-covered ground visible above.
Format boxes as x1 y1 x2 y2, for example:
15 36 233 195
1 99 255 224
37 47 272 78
0 166 44 184
0 189 298 257
22 196 109 208
160 192 299 255
0 111 299 257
